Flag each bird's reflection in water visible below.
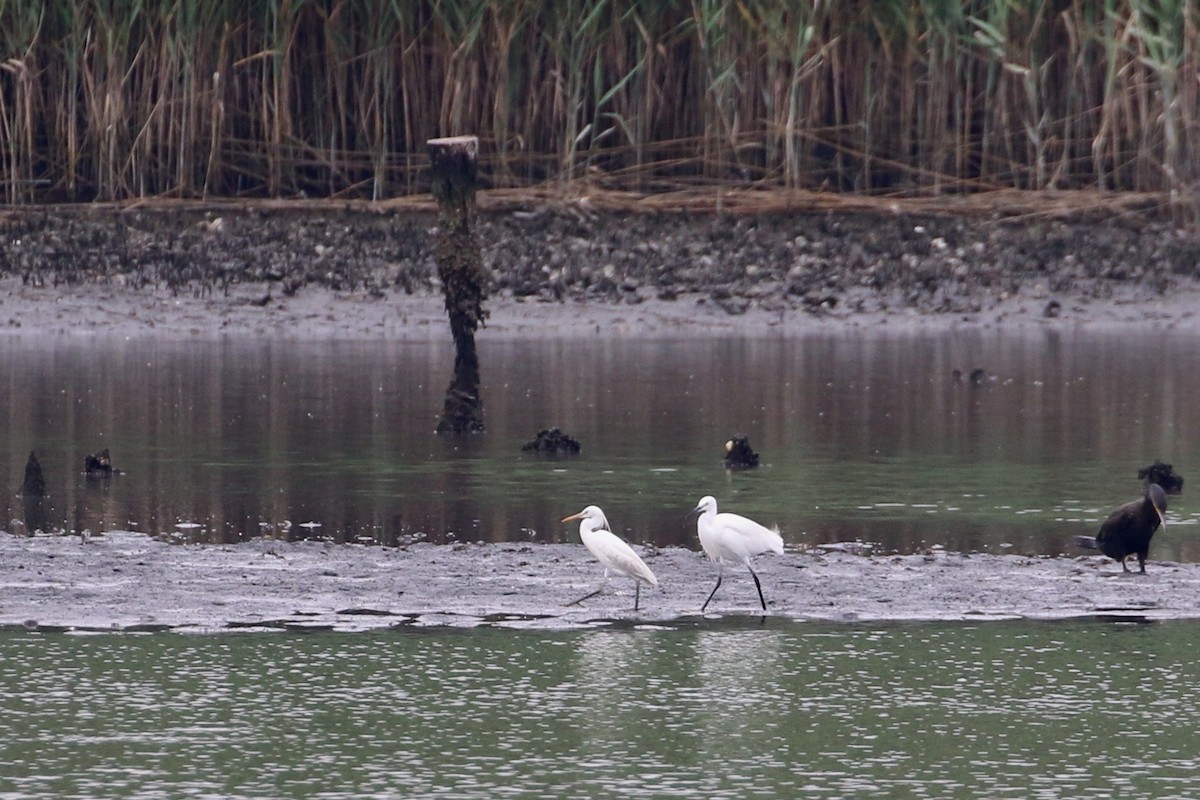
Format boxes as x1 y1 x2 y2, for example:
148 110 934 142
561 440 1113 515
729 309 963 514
690 629 789 765
569 631 681 774
572 631 653 713
693 629 784 703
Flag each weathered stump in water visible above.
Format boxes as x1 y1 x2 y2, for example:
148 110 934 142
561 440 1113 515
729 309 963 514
1138 461 1184 494
723 435 760 470
19 451 48 535
21 451 45 497
429 135 488 434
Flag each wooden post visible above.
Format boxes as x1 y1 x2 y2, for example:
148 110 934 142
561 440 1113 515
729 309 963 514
21 451 45 497
20 450 48 535
428 136 488 434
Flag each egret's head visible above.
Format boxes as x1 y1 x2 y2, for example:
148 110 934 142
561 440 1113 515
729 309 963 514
561 505 610 530
690 495 717 516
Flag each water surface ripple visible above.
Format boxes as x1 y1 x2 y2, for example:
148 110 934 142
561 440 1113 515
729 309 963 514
2 621 1198 799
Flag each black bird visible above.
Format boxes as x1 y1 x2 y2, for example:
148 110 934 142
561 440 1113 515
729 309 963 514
722 435 760 470
1074 483 1168 573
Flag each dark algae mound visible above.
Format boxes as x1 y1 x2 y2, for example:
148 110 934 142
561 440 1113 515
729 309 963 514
522 428 582 456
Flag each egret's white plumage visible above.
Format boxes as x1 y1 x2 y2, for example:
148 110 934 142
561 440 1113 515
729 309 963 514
692 495 783 611
562 505 658 610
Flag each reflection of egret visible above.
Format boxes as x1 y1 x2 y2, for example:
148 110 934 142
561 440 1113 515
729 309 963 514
694 628 784 702
1074 483 1168 573
691 495 783 612
561 505 658 610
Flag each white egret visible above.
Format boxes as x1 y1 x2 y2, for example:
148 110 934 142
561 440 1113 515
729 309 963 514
691 495 784 612
561 505 658 611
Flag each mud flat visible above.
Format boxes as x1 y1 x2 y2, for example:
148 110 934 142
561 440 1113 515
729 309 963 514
1 533 1197 633
1 196 1199 338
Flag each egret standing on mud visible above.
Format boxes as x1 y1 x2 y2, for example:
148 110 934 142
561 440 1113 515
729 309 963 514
691 495 784 612
561 505 658 610
1074 483 1168 573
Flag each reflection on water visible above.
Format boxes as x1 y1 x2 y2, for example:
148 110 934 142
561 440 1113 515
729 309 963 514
3 621 1200 799
0 329 1196 557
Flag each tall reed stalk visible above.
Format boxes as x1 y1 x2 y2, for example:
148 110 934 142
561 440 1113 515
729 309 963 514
0 0 1193 204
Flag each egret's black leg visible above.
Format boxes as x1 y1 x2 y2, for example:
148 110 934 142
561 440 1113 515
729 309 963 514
748 565 767 611
701 569 723 612
634 582 641 611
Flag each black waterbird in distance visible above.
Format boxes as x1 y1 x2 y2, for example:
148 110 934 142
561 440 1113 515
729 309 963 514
722 435 759 470
1074 483 1168 574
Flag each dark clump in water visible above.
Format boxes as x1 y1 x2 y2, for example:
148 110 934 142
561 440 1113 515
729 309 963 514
1138 461 1183 494
722 435 759 469
84 448 120 479
522 427 581 456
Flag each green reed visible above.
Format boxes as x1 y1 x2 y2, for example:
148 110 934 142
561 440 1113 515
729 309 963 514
0 0 1194 203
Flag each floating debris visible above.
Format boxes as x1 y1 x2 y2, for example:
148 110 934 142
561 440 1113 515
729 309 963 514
297 522 324 540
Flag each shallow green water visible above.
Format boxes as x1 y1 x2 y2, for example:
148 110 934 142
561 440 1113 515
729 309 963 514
3 620 1199 799
0 330 1197 559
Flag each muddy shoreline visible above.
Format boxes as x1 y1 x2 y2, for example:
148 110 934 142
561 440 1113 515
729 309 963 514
1 198 1199 337
3 534 1198 633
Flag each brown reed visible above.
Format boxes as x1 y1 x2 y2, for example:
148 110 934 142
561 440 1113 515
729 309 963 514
0 0 1193 206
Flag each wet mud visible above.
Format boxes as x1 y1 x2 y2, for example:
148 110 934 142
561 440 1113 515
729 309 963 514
3 533 1199 633
1 200 1199 338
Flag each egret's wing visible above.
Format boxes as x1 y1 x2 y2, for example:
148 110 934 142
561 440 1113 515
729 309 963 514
586 529 658 586
721 513 785 556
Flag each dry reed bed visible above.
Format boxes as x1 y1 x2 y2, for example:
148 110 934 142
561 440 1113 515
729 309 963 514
0 1 1196 205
